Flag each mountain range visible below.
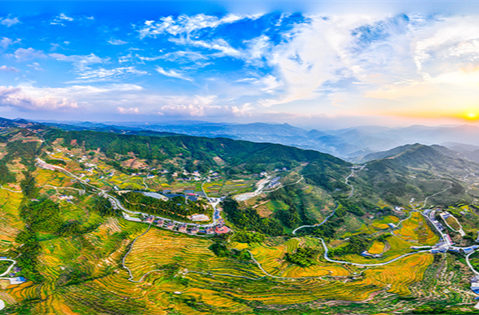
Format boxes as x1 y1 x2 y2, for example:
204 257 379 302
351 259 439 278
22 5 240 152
34 119 479 163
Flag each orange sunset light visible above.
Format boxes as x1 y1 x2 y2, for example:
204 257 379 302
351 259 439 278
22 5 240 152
465 111 478 120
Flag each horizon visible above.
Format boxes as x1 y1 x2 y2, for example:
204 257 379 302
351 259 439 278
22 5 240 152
26 116 479 132
2 1 479 128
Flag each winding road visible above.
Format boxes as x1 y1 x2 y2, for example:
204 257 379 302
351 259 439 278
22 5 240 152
292 165 364 235
317 237 430 267
0 257 18 310
121 223 153 283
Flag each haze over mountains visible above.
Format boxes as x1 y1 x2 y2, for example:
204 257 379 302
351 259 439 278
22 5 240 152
37 119 479 163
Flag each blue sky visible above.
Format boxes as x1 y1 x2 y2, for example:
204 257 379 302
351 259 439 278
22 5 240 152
1 1 479 127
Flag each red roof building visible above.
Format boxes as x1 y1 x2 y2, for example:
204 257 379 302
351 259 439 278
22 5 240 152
215 225 230 234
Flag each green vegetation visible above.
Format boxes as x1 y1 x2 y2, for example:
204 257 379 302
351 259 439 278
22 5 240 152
232 230 266 243
223 197 284 236
20 171 37 199
44 128 350 177
119 191 207 220
13 229 44 282
45 158 67 166
0 260 11 274
208 242 251 260
93 197 119 217
20 199 63 233
0 161 15 184
329 235 369 257
0 124 477 314
285 247 318 267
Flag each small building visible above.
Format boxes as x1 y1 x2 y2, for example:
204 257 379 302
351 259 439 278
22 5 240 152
58 195 74 200
189 226 199 235
9 277 26 285
215 225 230 234
464 248 475 254
438 247 448 253
13 267 21 273
178 224 187 233
471 276 479 294
189 214 210 221
387 223 397 229
166 222 175 230
156 219 164 227
205 227 214 234
123 213 142 222
444 234 454 246
145 216 155 224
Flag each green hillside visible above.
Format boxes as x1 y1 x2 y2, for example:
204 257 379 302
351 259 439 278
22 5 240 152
0 123 479 314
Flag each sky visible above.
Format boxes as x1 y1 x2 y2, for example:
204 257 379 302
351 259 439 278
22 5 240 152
1 0 479 128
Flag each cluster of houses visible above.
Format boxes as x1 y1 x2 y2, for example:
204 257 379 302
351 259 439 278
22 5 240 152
424 209 446 232
427 238 479 254
58 195 74 203
169 170 221 183
36 158 57 171
138 215 230 235
266 177 282 190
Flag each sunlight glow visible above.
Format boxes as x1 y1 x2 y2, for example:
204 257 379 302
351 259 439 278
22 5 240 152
466 111 478 120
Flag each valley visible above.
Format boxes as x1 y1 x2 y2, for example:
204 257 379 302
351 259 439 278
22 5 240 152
1 118 479 314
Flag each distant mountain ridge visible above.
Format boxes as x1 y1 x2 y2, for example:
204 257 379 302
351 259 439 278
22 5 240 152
29 118 479 163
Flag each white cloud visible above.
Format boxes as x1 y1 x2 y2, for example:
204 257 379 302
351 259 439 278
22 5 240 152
50 52 146 82
0 17 20 27
108 39 128 45
71 66 148 83
155 66 191 81
0 37 13 50
0 83 144 112
138 51 207 64
50 53 107 71
244 35 271 62
258 15 368 106
118 107 139 114
0 65 20 73
51 13 74 26
259 75 283 93
138 14 248 38
28 62 43 71
170 37 241 58
0 86 78 111
11 48 46 61
156 95 248 117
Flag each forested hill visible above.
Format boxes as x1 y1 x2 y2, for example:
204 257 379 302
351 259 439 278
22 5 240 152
364 143 478 173
43 128 351 187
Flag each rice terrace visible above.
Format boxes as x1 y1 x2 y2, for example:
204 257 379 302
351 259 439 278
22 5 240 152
3 1 479 314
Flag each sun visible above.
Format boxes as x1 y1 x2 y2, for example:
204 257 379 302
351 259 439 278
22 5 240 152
466 112 478 120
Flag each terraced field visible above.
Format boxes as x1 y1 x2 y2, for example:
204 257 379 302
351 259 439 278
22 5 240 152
395 212 439 245
371 215 400 230
368 240 386 254
124 228 265 281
